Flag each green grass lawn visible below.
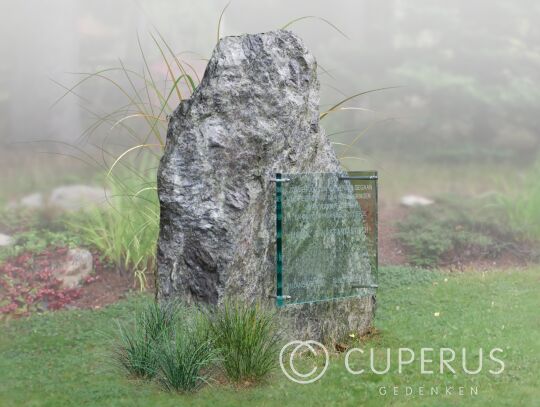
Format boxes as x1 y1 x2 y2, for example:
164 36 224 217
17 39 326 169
1 266 539 406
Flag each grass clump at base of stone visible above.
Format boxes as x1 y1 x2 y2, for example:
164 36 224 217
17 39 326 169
206 300 280 384
113 300 218 392
156 314 218 393
113 300 178 380
111 299 279 393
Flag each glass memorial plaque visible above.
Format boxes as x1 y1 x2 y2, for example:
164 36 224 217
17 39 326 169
275 172 378 306
347 171 378 280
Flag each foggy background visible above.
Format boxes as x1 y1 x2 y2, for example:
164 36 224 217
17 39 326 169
1 0 539 196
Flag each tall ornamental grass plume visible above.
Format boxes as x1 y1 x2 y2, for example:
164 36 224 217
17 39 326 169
112 299 177 379
67 158 159 290
206 300 280 383
57 28 198 290
56 12 389 289
156 312 218 393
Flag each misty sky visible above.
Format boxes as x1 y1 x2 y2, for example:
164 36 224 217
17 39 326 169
1 0 539 162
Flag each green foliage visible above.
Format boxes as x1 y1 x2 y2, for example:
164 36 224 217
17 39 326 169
0 206 39 233
67 162 158 289
377 265 441 289
112 298 280 392
500 161 540 240
396 197 516 267
206 300 280 383
0 225 82 263
156 314 217 393
55 28 199 289
113 298 217 393
112 300 176 379
1 268 539 406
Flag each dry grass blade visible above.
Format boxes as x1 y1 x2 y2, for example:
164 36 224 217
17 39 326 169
110 114 166 131
332 119 395 164
179 59 201 85
137 33 159 116
320 87 400 120
154 28 198 94
281 15 349 39
217 2 231 43
149 32 183 102
338 106 376 112
107 144 162 177
52 67 164 109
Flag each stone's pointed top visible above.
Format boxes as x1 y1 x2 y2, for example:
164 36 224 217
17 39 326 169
188 30 317 116
164 29 324 170
215 29 309 55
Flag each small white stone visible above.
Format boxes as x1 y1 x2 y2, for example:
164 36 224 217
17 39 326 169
0 233 13 246
20 193 44 209
400 194 434 207
48 185 109 212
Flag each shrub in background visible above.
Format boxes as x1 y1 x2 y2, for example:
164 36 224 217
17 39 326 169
501 160 540 240
156 313 218 393
397 197 518 267
67 160 159 289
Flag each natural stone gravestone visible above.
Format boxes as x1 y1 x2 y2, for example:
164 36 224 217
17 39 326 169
157 30 376 342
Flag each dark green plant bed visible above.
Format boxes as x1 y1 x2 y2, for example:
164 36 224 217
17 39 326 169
396 197 533 268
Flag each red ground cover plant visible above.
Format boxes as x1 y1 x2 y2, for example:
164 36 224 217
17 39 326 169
0 247 102 318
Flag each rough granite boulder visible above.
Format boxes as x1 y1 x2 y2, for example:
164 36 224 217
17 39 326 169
157 30 374 342
53 248 94 288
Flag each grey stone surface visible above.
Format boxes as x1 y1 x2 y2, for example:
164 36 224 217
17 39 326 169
48 185 109 211
6 193 44 210
53 248 93 288
157 30 374 343
0 233 12 247
20 193 44 209
5 186 109 212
